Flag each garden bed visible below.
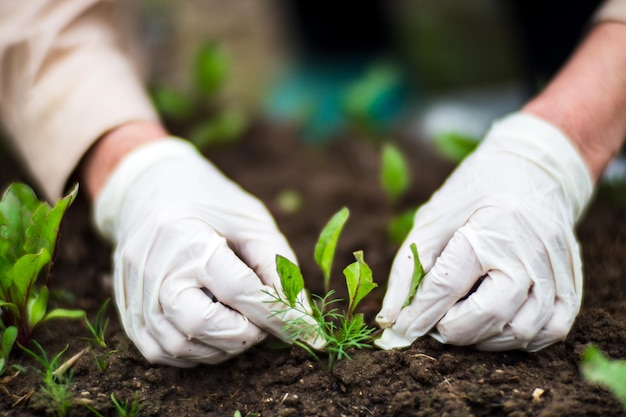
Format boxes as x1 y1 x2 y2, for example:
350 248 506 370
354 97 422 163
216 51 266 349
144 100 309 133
1 122 625 416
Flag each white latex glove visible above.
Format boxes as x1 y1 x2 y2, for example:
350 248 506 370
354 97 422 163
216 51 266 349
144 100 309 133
375 112 593 352
95 138 318 366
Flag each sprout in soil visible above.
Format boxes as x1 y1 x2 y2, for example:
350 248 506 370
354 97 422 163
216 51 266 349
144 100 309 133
580 344 626 409
0 182 84 358
21 341 75 417
266 207 378 370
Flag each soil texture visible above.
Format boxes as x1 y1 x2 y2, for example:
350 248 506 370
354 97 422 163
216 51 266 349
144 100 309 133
1 122 625 417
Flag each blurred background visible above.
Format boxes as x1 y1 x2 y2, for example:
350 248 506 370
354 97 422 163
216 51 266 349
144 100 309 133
139 0 603 151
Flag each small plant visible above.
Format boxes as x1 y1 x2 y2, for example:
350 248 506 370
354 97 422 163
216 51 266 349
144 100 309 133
82 298 111 349
380 142 410 204
151 42 248 150
85 392 143 417
433 131 479 163
0 326 17 375
581 344 626 408
378 142 417 244
21 341 75 417
0 183 85 349
267 207 378 370
81 298 116 372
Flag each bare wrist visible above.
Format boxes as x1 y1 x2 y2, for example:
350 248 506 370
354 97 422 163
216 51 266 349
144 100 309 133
522 22 626 183
79 121 168 201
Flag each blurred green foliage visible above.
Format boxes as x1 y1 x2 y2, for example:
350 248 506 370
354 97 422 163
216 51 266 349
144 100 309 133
150 42 248 150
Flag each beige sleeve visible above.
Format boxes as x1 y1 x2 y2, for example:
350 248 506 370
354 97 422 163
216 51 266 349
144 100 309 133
0 0 159 202
594 0 626 24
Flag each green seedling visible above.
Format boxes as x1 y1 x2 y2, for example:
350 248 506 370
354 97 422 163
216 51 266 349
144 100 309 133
404 243 425 308
581 344 626 408
85 392 143 417
387 207 416 245
434 131 479 163
268 207 378 370
380 142 410 204
378 142 418 244
314 207 350 293
21 341 74 417
0 183 85 349
150 42 248 150
82 298 111 349
0 325 17 375
81 298 117 372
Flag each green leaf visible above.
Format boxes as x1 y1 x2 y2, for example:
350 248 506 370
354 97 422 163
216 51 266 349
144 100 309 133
275 255 304 308
380 143 410 203
581 344 626 407
343 250 377 316
190 108 248 150
0 183 40 262
25 183 77 256
151 86 193 122
12 249 51 302
43 308 85 322
27 285 49 329
0 253 13 295
194 42 229 96
387 207 417 244
403 243 425 308
314 207 350 292
0 300 19 318
434 132 479 163
2 326 17 356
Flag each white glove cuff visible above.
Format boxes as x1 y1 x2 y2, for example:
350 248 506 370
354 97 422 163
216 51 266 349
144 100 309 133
94 137 199 241
486 112 594 221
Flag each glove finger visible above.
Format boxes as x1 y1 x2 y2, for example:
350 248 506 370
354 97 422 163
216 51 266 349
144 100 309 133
377 231 484 347
200 237 323 347
233 226 297 289
434 269 533 346
526 295 578 352
473 286 554 351
376 193 475 329
159 283 267 354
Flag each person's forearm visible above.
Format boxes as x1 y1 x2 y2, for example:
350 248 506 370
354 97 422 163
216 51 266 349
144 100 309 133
79 121 168 202
523 22 626 182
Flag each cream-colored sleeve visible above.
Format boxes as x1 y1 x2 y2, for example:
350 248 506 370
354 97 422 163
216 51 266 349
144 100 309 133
594 0 626 24
0 0 159 202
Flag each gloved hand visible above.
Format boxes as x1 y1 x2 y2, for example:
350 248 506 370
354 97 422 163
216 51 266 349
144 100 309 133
375 112 593 352
95 138 317 366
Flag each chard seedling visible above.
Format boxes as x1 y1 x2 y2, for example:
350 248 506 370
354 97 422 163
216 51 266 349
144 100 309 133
268 207 378 370
0 326 17 375
581 344 626 408
314 206 349 293
0 183 84 348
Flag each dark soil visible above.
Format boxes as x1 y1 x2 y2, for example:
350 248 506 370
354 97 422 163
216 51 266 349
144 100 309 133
1 122 626 417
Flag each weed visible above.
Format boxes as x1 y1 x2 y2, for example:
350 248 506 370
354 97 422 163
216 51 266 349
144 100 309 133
81 298 116 372
21 341 75 417
82 298 111 349
267 207 378 370
85 392 143 417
